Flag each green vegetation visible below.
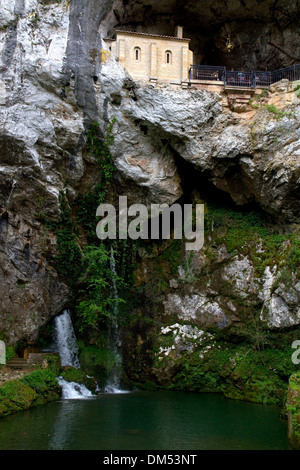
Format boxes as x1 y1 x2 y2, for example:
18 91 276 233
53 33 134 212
152 327 300 405
54 191 83 287
160 239 183 276
29 119 139 388
0 370 60 418
249 92 296 118
21 369 58 395
5 346 15 362
286 371 300 449
76 244 125 333
44 354 61 375
60 367 98 393
265 104 295 119
259 88 269 98
249 89 269 108
294 84 300 98
205 206 300 276
71 122 137 341
128 200 300 406
77 340 119 387
46 119 118 287
47 120 130 338
140 204 299 313
73 118 116 241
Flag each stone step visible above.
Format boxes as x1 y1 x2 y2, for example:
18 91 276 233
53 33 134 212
227 93 253 98
6 358 30 369
7 361 28 364
8 357 27 362
7 365 30 370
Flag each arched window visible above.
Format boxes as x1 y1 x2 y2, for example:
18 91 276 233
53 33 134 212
165 50 172 64
134 47 141 61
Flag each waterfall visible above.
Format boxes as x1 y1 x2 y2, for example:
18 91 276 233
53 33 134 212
54 310 94 399
57 377 94 399
54 309 80 368
105 247 126 393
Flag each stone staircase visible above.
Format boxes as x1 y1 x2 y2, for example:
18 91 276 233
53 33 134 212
6 358 30 370
6 353 54 369
224 87 255 112
226 93 254 112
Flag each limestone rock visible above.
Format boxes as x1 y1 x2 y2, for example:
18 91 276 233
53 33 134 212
222 255 258 298
163 293 229 328
259 269 300 328
0 210 69 344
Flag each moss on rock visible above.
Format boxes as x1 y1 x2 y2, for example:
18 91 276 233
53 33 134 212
60 366 98 393
150 331 299 406
0 380 37 410
0 370 60 418
286 371 300 449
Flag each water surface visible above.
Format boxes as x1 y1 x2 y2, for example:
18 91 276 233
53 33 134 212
0 391 290 450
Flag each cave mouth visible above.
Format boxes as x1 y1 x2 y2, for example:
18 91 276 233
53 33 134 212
173 151 276 228
106 0 300 71
139 152 274 248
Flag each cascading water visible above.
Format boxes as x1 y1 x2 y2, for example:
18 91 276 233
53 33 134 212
53 309 94 399
54 309 80 369
57 378 94 399
105 247 127 393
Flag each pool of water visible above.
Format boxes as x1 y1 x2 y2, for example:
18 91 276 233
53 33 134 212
0 391 291 450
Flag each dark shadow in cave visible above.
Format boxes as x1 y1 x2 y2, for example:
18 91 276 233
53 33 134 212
172 149 278 227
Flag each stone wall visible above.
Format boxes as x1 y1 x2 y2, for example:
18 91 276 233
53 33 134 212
105 31 193 83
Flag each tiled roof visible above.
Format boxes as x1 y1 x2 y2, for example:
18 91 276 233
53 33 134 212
106 30 191 41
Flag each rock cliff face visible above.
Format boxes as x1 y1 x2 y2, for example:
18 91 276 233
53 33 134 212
0 0 299 354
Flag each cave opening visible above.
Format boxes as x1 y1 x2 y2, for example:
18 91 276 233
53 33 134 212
139 147 276 250
107 0 300 72
173 150 275 228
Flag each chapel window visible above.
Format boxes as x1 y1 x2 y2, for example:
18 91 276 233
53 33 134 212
134 47 141 61
166 51 172 64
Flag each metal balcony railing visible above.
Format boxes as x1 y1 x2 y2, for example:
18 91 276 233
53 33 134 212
189 65 226 82
189 64 300 89
271 65 300 84
226 71 253 88
253 71 273 87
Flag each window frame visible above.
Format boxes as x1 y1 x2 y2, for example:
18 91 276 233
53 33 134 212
165 50 172 64
134 46 141 61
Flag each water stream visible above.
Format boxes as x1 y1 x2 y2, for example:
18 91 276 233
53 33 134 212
53 310 94 399
53 309 80 369
57 378 94 399
105 247 126 393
